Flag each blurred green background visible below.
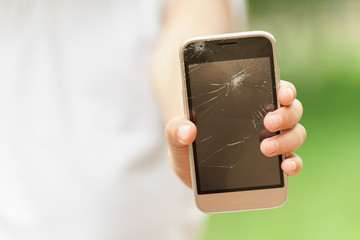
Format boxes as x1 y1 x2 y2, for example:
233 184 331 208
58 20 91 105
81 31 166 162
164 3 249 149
202 0 360 239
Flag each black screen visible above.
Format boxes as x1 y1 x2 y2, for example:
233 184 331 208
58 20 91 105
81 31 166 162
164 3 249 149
183 37 284 194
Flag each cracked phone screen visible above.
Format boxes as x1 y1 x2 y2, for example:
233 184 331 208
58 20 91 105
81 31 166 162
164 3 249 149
185 40 283 194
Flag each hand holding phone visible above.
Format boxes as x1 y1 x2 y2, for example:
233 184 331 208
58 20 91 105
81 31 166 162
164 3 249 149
170 31 306 213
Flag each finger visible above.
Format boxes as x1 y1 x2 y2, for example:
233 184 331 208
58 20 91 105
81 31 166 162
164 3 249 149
263 99 303 132
165 116 197 187
281 153 303 177
260 123 306 157
278 80 297 106
165 116 197 147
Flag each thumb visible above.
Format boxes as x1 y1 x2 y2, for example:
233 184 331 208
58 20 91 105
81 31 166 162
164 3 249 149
165 116 197 187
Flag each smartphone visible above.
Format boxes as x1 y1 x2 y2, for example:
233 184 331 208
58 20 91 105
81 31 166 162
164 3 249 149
180 31 288 213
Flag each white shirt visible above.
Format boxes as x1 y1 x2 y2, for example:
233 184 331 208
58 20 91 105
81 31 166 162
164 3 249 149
0 0 246 239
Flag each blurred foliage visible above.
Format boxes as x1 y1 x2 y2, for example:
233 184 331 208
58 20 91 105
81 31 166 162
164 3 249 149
202 0 360 239
249 0 337 16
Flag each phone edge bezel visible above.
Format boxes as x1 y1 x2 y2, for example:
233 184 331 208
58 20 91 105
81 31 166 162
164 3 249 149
179 31 288 214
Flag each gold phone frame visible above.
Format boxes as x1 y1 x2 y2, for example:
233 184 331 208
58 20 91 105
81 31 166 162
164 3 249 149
179 31 288 213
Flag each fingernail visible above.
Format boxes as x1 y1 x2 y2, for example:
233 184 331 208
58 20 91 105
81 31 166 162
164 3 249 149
268 115 282 130
286 88 294 99
288 161 297 171
178 125 191 142
265 140 278 154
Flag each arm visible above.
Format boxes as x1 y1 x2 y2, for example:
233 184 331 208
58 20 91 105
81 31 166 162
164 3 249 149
151 0 233 122
151 0 306 187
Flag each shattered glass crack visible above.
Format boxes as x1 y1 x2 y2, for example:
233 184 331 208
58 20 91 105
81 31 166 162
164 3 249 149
188 49 275 170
